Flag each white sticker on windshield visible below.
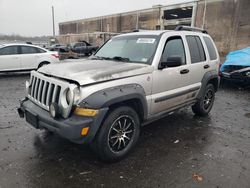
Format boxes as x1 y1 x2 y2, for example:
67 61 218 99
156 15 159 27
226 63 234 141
136 38 156 44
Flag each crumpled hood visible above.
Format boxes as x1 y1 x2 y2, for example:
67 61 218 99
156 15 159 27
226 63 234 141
38 59 153 85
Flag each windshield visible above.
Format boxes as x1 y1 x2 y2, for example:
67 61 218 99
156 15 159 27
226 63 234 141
94 35 159 64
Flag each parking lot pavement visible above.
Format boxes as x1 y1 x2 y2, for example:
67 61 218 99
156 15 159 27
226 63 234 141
0 73 250 188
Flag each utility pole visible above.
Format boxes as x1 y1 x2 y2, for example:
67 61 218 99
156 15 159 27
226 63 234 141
52 6 55 36
202 0 207 29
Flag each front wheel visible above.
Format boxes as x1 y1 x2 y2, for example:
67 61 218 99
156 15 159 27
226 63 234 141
192 83 215 116
90 106 140 162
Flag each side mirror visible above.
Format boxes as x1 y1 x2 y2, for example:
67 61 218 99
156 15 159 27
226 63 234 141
159 56 182 69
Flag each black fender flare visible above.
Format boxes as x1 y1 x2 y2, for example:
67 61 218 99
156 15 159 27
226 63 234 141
79 84 148 120
197 70 220 100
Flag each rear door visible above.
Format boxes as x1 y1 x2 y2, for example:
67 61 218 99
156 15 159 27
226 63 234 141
20 46 45 70
185 35 208 85
202 36 220 73
0 46 21 71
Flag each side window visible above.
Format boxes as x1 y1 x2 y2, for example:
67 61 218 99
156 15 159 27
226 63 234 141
21 46 40 54
161 36 186 65
35 48 46 53
186 36 206 63
203 36 217 60
0 46 19 55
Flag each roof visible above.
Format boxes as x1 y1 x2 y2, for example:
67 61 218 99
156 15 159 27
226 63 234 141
0 43 47 50
113 29 209 38
116 30 168 37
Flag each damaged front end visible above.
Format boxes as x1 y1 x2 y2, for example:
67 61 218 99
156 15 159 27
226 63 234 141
221 65 250 83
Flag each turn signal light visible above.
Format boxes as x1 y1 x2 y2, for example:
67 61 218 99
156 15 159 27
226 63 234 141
81 127 89 136
74 107 99 117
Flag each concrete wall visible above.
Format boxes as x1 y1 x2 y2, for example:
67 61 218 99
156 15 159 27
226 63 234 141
233 0 250 50
195 0 250 56
58 0 250 56
59 8 160 35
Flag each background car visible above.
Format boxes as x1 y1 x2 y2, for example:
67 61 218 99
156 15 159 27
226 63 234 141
70 41 99 56
0 44 59 72
220 47 250 85
47 43 68 51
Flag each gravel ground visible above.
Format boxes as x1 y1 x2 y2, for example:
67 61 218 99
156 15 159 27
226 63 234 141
0 72 250 188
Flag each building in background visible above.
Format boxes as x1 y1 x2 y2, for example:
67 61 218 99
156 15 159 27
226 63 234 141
58 0 250 56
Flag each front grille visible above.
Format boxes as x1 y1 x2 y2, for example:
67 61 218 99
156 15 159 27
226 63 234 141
29 75 61 107
27 71 75 118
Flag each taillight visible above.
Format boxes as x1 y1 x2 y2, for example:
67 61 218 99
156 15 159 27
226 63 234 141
51 53 59 59
218 63 222 76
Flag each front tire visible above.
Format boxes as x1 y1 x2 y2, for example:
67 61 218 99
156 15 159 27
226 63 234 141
91 106 140 162
192 83 215 116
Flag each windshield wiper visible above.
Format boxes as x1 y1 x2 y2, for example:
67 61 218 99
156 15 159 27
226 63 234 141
111 56 130 62
90 55 104 60
90 56 130 62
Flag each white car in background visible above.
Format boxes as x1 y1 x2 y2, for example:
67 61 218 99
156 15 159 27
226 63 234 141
0 44 59 72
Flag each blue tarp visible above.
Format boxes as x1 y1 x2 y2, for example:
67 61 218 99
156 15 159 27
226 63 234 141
220 47 250 72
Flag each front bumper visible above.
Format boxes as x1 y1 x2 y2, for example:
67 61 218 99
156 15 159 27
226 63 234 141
18 98 108 144
221 72 250 83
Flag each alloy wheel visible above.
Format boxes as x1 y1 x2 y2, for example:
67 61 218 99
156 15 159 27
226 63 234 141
108 115 135 153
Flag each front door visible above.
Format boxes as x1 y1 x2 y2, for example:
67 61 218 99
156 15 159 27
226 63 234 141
150 34 197 115
0 46 21 71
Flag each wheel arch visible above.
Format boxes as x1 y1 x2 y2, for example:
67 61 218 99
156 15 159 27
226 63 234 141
38 61 50 69
79 84 148 122
197 70 220 99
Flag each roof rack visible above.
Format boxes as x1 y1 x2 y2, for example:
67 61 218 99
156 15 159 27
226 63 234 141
175 25 208 34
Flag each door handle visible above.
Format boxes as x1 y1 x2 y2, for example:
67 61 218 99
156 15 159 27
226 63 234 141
180 69 189 74
204 64 210 69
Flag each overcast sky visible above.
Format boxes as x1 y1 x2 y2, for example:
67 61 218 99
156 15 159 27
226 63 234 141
0 0 193 36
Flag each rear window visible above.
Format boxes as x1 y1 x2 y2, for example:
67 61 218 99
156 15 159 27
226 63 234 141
186 36 206 63
203 36 217 60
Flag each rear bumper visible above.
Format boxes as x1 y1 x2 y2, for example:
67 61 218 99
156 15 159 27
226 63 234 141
18 98 108 144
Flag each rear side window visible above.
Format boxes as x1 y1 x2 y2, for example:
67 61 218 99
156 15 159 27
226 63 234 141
0 46 19 55
21 46 45 54
36 48 46 53
186 36 206 63
162 36 186 65
203 36 217 60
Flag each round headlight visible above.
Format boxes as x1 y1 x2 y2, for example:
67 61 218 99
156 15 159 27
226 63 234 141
246 72 250 77
66 89 73 105
73 88 81 104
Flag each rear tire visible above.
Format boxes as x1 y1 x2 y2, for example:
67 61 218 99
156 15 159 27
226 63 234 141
192 83 215 116
90 106 140 162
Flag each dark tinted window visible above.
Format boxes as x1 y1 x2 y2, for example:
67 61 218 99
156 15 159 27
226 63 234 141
186 36 206 63
162 37 186 65
36 48 46 53
21 46 45 54
203 36 217 60
0 46 19 55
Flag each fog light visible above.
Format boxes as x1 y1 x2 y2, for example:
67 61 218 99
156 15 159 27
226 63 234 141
49 103 60 118
74 107 99 117
81 127 89 136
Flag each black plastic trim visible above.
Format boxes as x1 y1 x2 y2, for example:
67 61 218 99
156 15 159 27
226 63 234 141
155 86 200 103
